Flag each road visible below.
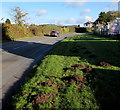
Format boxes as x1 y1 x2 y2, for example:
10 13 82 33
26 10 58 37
1 33 82 108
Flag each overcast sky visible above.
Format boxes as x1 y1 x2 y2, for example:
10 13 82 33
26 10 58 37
1 0 119 25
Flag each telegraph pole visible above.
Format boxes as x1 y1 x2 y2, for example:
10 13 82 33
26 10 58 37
118 1 120 12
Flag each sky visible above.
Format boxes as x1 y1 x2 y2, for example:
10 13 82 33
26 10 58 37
1 0 119 26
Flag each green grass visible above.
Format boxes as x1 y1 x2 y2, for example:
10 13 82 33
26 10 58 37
12 34 120 109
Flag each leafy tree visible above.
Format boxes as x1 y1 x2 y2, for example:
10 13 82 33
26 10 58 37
5 19 11 24
12 7 28 26
107 11 120 21
94 11 120 24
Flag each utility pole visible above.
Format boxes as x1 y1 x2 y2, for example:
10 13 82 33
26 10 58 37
118 1 120 12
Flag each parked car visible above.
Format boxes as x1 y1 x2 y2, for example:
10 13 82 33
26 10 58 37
50 31 60 37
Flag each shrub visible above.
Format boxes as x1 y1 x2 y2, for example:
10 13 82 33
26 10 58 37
5 19 11 24
86 27 94 32
69 27 75 33
2 24 32 40
41 25 64 35
75 27 93 33
29 26 43 36
75 27 87 33
63 27 69 33
41 25 54 35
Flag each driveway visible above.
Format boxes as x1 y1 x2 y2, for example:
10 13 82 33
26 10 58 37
1 33 82 108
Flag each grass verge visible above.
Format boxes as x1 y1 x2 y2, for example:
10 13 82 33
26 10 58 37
12 34 120 109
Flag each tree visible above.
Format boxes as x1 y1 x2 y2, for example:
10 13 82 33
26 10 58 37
95 11 120 24
107 11 120 21
97 12 108 24
12 7 28 26
5 19 11 24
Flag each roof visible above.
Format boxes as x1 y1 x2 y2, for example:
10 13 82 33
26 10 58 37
84 21 93 24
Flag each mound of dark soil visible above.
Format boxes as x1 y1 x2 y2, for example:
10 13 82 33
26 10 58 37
45 76 53 79
99 61 112 67
32 94 56 104
82 66 93 73
61 75 84 82
61 75 86 88
63 64 87 72
78 83 84 88
72 64 87 68
63 67 77 72
37 81 54 87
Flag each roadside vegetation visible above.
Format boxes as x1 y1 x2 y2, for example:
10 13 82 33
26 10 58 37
12 34 120 109
2 23 75 41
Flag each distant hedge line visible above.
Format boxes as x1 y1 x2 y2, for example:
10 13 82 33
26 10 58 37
2 24 75 41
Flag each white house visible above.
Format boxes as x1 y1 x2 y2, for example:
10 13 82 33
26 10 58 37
84 21 94 28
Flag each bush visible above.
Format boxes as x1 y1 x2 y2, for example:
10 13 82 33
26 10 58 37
2 24 32 40
41 25 64 35
63 27 69 33
69 27 75 33
75 27 94 33
75 27 87 33
29 26 43 36
86 27 94 32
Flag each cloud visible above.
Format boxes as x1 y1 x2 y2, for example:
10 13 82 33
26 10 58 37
65 0 74 4
64 16 95 25
77 16 95 24
73 0 89 7
65 18 77 24
37 9 47 16
64 0 89 7
84 16 93 21
80 9 91 15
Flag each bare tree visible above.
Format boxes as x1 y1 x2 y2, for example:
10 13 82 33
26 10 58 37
12 7 28 26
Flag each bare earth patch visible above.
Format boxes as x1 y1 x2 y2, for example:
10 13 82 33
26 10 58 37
99 61 112 67
32 94 56 104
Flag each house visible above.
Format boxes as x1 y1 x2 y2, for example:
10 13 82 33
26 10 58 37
94 18 120 35
108 18 120 35
84 21 94 28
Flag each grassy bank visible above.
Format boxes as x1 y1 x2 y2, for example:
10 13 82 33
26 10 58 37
12 34 120 109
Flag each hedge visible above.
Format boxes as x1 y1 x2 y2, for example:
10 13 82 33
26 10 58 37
2 24 76 41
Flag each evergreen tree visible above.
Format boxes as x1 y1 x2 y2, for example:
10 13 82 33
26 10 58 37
97 12 108 24
94 11 120 24
5 19 11 24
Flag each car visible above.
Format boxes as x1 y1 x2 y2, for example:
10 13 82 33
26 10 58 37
50 31 60 37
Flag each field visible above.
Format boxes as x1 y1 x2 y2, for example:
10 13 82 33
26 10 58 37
12 34 120 109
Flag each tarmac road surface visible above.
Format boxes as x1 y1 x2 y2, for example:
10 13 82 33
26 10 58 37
1 33 82 109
